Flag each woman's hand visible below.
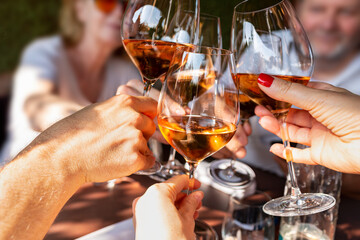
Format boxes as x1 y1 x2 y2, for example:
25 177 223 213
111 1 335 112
255 74 360 174
133 175 203 240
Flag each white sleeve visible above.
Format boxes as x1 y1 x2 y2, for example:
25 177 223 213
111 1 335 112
19 37 60 82
2 37 61 162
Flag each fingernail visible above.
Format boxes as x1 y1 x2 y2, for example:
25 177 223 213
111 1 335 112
194 191 204 202
258 73 274 88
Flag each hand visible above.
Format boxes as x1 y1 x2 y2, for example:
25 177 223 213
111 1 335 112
27 94 158 183
133 175 204 240
117 79 168 144
255 75 360 174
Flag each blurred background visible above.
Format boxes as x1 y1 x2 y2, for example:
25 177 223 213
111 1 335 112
0 0 245 149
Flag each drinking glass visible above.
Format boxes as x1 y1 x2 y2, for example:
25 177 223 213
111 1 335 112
159 12 223 180
231 0 335 216
121 0 200 174
158 46 239 237
222 191 275 240
209 91 257 187
279 145 342 240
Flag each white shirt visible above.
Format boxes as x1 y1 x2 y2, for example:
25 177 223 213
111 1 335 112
0 36 140 164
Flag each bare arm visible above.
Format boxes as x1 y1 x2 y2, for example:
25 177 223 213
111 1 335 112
12 65 84 133
0 95 157 240
0 146 83 240
25 92 84 132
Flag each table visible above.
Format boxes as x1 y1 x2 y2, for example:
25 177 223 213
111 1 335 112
45 168 360 239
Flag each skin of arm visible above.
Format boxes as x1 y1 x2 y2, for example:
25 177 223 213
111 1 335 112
25 92 84 132
12 66 84 133
0 94 157 240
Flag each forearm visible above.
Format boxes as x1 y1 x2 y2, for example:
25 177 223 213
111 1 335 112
0 144 83 240
26 94 84 131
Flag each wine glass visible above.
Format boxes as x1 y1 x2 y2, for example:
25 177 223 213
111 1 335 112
158 46 239 237
158 12 223 180
231 0 335 216
121 0 200 174
209 90 257 187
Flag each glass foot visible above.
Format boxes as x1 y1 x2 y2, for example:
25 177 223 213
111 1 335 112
134 161 162 175
209 159 254 187
149 164 188 182
263 193 336 217
195 219 218 240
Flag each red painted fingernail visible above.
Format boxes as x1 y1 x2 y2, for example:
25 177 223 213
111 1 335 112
258 73 274 87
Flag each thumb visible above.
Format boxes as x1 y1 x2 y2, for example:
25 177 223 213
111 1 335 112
257 73 324 111
178 191 204 219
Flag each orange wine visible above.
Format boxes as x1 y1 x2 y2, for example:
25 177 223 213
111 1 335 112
224 91 257 122
158 115 236 164
239 94 257 121
167 69 216 104
233 74 310 117
123 39 192 84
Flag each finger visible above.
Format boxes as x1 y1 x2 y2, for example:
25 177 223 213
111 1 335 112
193 211 199 219
116 85 141 96
127 79 161 100
307 82 350 93
126 79 145 92
269 144 317 165
242 120 252 136
175 192 187 203
162 175 201 202
255 105 273 118
164 175 201 195
286 109 314 129
126 112 156 140
151 130 169 145
259 116 312 145
129 132 156 170
257 74 335 112
178 191 204 220
117 95 158 119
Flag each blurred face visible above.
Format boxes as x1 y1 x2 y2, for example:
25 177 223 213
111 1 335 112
297 0 360 59
76 0 127 48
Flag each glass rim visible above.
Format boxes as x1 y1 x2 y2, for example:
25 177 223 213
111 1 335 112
231 190 272 208
234 0 285 14
199 12 221 21
183 46 233 56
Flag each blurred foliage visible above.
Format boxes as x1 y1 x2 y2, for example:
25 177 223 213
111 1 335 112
0 0 277 73
201 0 239 50
0 0 60 73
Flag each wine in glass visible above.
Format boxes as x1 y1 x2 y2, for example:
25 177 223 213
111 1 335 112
210 91 257 187
231 0 335 216
158 46 239 237
159 12 224 180
121 0 200 174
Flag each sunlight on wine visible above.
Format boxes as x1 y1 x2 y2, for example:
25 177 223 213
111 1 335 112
158 115 236 163
234 73 310 117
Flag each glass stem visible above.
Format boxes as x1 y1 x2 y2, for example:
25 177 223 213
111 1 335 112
279 117 301 199
164 147 177 174
225 155 236 178
187 162 198 195
143 80 152 97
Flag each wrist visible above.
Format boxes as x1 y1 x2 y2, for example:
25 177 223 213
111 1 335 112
23 136 86 189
